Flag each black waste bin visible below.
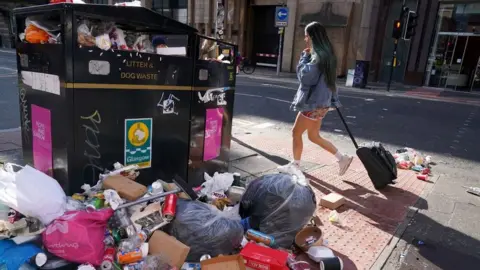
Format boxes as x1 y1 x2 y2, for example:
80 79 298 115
14 3 237 194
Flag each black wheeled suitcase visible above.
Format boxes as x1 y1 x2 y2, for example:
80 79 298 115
336 107 397 189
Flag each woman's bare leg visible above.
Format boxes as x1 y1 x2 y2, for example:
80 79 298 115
292 112 310 161
303 114 353 175
306 117 338 154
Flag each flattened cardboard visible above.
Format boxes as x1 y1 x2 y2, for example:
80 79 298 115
103 175 147 201
148 230 190 269
201 255 246 270
130 203 169 231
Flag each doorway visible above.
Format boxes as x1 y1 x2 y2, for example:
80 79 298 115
428 32 480 91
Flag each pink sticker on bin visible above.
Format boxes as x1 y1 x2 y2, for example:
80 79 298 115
31 104 53 176
203 108 224 161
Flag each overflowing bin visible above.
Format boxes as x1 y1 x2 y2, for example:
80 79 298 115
15 3 237 194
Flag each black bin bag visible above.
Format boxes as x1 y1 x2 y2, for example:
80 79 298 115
239 173 317 248
168 199 244 261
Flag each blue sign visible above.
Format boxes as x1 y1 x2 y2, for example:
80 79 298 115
275 6 289 27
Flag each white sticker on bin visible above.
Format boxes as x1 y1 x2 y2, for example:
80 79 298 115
21 71 60 96
88 60 110 75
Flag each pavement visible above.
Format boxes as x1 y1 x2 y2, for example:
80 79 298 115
1 50 480 269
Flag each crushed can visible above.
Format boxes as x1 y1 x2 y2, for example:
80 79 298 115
162 194 177 221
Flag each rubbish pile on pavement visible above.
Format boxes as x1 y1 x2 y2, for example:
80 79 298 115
393 147 433 181
0 162 346 270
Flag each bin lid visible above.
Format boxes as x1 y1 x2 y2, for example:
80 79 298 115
14 3 197 35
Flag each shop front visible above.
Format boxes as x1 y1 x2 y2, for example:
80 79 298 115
425 2 480 91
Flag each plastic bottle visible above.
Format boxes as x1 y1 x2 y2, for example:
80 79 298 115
118 230 148 252
143 255 173 270
113 208 138 237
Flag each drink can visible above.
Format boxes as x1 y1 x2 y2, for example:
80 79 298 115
103 247 116 263
200 254 211 261
8 209 22 224
101 261 112 270
87 197 104 210
246 229 275 247
162 194 178 221
29 252 47 267
417 174 428 181
123 260 145 270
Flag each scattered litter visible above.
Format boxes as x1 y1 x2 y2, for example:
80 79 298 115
464 186 480 197
328 210 340 224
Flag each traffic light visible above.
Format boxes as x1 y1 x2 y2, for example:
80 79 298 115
392 20 403 39
404 11 418 40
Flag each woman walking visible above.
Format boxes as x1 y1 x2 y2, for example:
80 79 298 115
278 22 353 179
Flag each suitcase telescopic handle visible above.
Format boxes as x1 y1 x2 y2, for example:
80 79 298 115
335 107 359 149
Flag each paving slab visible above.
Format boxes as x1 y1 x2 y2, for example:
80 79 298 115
423 193 456 214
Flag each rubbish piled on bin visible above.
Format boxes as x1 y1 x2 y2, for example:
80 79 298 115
0 160 344 270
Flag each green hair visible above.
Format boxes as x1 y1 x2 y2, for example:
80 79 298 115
305 22 337 91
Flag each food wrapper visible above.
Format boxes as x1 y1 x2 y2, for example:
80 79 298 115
95 34 111 50
77 23 95 47
25 24 50 44
132 35 154 53
103 189 124 210
110 27 129 50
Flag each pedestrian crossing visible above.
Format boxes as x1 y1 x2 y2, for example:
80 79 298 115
233 118 275 130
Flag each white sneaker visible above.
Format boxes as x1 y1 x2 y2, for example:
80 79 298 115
338 155 353 176
278 162 304 178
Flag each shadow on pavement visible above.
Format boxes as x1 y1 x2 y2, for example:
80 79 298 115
304 172 428 234
232 136 289 166
391 210 480 269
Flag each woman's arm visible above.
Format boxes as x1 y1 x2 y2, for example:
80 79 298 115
297 58 320 86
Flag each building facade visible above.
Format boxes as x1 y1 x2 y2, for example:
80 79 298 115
183 0 381 76
7 0 479 90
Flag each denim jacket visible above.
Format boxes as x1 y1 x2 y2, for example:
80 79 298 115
290 52 341 112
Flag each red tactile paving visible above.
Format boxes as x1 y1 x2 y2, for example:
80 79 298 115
235 134 430 270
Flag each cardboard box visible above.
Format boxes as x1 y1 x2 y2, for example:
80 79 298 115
320 193 345 210
148 231 190 269
240 242 289 270
102 175 147 201
201 255 246 270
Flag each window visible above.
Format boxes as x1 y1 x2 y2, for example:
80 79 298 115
153 0 187 10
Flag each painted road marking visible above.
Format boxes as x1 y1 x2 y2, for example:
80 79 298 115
233 119 255 126
252 122 275 129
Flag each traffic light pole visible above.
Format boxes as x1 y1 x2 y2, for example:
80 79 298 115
387 39 398 92
387 2 407 92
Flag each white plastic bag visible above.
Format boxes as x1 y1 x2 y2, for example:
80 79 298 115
0 164 66 225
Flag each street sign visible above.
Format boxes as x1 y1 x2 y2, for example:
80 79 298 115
275 6 289 27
